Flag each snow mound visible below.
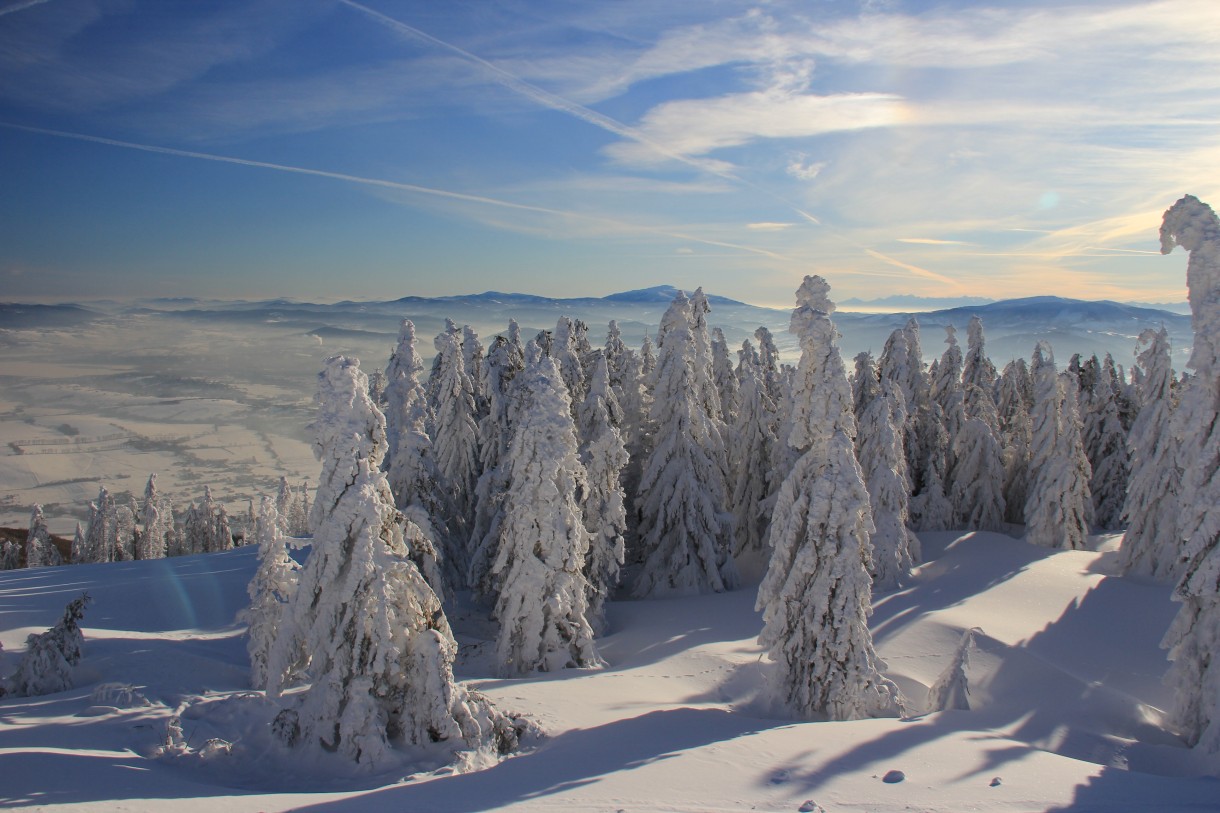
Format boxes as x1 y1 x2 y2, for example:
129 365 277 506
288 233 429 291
2 531 1219 811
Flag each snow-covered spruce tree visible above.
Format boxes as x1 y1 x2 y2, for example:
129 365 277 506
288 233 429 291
1120 327 1183 578
490 343 602 676
25 504 62 569
729 358 777 564
70 523 85 564
385 320 458 592
0 539 20 571
462 324 486 418
634 292 737 597
1084 361 1130 531
856 376 918 590
114 503 137 561
6 593 90 697
240 496 301 691
998 360 1034 524
689 287 725 425
431 330 481 526
79 486 116 563
932 325 966 442
467 328 528 599
269 355 519 766
851 350 880 423
926 627 979 713
385 320 433 466
552 316 587 415
949 389 1007 532
880 320 927 500
139 474 169 560
756 275 900 721
1025 343 1092 550
962 315 997 399
754 325 784 408
1159 195 1220 758
275 476 295 538
577 352 628 635
712 327 739 423
908 402 954 533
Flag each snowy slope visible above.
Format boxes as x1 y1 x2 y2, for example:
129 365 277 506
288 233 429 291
2 532 1219 812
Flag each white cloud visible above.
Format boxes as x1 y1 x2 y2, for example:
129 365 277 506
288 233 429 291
605 91 905 166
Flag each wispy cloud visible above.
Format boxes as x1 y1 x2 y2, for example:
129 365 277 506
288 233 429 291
897 238 972 246
0 122 787 261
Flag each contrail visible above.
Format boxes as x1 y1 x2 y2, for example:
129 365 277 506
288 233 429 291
339 1 959 287
338 0 730 180
0 122 785 260
0 0 51 17
864 249 959 286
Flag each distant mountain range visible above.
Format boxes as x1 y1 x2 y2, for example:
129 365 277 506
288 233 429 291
2 288 1193 369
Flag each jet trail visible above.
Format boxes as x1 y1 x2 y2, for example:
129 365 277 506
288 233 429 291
0 122 786 260
337 0 728 179
338 1 954 287
0 0 51 17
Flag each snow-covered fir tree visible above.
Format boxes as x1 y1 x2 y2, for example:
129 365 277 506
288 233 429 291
139 474 170 560
431 330 481 526
1120 327 1182 578
0 538 20 571
756 275 900 721
754 325 783 407
1025 343 1092 550
949 389 1007 532
268 355 519 766
688 287 725 425
78 486 116 564
551 316 587 415
634 291 737 597
1084 358 1130 531
468 327 528 599
711 326 739 423
113 503 137 561
908 403 954 532
856 375 918 590
577 352 628 636
998 360 1033 524
491 343 602 675
385 320 433 468
275 476 295 538
961 315 997 399
385 320 456 589
240 496 300 691
25 504 62 569
729 356 777 566
926 627 979 712
6 593 90 697
462 324 486 417
931 325 966 445
1159 195 1220 759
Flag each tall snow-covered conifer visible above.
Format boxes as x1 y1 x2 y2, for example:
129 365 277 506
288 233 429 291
756 275 900 721
634 292 737 596
1120 328 1182 578
25 505 62 569
240 496 300 691
577 352 628 635
269 355 519 766
1158 195 1220 758
491 343 602 675
431 330 481 526
1025 343 1092 550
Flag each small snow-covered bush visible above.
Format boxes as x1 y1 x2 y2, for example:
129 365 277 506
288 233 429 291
5 593 91 697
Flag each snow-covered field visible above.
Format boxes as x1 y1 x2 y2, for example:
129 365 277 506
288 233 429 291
3 529 1217 812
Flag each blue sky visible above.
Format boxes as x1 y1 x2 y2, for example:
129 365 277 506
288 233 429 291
1 0 1218 307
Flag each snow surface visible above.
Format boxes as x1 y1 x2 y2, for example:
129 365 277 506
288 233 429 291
2 531 1220 811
